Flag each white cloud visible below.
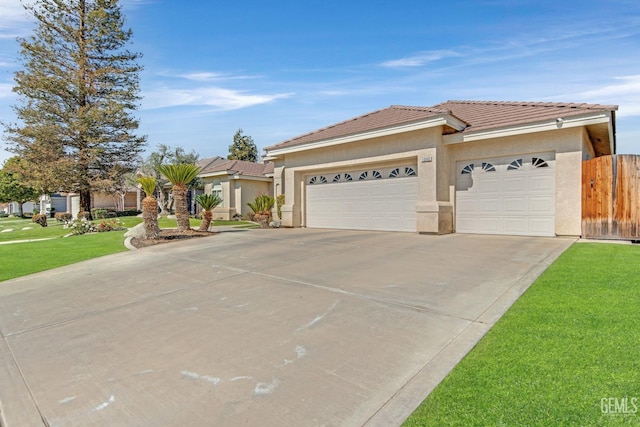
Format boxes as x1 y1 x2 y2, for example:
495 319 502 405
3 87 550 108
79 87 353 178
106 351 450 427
142 85 294 110
177 71 258 82
381 50 462 68
570 76 640 117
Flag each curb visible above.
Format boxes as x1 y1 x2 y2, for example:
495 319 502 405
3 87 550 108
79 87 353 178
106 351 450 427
124 236 137 251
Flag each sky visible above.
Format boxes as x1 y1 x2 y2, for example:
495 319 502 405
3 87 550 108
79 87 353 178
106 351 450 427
0 0 639 166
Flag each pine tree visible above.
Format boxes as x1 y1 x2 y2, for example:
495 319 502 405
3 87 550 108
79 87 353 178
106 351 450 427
2 0 146 218
228 129 258 162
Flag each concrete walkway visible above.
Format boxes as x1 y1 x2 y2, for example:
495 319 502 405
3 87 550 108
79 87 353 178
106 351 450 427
0 229 573 426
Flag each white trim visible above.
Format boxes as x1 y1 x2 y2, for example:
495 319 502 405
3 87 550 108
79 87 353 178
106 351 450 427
443 112 611 144
199 171 271 182
266 115 465 157
231 174 272 182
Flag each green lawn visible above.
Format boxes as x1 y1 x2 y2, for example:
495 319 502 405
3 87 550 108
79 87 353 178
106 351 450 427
0 231 131 282
403 243 640 426
0 216 257 282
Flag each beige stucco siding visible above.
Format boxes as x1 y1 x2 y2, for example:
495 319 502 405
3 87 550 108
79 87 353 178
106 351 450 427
203 176 270 220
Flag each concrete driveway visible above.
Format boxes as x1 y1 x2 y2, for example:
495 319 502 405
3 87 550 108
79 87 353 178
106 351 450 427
0 229 573 426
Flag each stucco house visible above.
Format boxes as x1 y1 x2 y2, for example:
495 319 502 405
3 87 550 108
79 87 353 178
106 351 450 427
198 157 274 220
263 100 617 237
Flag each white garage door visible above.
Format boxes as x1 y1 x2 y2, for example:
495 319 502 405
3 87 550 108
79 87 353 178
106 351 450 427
306 166 418 232
455 153 555 237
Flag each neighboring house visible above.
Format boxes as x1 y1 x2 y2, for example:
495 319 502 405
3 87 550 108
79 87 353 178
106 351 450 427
198 158 274 220
41 189 141 218
263 100 617 237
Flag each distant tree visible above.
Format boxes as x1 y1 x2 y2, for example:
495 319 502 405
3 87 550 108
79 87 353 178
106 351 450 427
140 144 199 215
0 157 40 217
228 129 258 162
2 0 146 218
157 163 201 232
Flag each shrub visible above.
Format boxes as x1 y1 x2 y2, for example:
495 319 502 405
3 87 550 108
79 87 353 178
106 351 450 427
276 194 285 219
96 218 124 232
91 208 109 219
63 218 97 235
116 209 141 217
32 213 48 227
55 212 73 222
0 212 8 218
23 212 33 218
77 211 90 220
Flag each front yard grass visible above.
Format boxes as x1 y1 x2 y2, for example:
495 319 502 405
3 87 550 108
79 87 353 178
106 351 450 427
403 243 640 426
0 216 259 283
0 231 130 282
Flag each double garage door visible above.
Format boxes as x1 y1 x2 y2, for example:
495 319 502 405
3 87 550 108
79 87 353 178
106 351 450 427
304 153 556 236
455 153 556 236
305 166 418 232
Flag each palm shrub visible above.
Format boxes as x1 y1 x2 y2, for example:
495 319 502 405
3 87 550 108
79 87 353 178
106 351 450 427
195 193 222 231
137 176 160 239
247 194 275 228
157 163 201 232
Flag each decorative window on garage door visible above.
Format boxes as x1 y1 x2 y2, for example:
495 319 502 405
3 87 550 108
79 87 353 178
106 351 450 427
307 165 418 185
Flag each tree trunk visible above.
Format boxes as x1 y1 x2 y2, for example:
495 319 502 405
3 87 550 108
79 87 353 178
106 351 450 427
198 210 212 231
80 189 92 219
142 196 160 239
173 184 190 232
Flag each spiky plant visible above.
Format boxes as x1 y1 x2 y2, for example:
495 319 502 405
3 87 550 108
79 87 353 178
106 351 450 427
195 193 222 231
247 194 275 228
157 163 201 232
137 176 160 239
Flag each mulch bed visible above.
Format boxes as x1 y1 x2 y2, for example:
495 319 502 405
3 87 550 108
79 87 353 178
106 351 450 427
130 229 218 249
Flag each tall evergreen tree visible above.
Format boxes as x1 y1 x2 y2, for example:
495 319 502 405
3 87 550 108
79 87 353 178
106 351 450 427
2 0 146 217
228 129 258 162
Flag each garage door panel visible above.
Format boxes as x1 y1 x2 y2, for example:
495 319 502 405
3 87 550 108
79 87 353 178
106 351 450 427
503 217 528 233
307 176 417 232
478 217 501 233
503 196 527 213
456 153 555 237
529 217 555 234
528 174 554 192
528 196 554 213
503 175 527 192
479 198 500 213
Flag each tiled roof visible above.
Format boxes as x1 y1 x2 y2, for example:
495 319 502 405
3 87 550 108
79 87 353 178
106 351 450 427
265 100 617 151
196 156 226 170
435 100 618 133
200 159 274 177
265 105 453 151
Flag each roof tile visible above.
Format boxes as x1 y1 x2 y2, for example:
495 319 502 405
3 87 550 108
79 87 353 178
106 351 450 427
265 100 617 151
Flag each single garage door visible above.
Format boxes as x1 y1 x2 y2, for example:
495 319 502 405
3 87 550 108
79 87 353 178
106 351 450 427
456 153 555 236
306 166 418 232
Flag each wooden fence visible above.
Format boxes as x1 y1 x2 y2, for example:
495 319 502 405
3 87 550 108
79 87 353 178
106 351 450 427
582 155 640 240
